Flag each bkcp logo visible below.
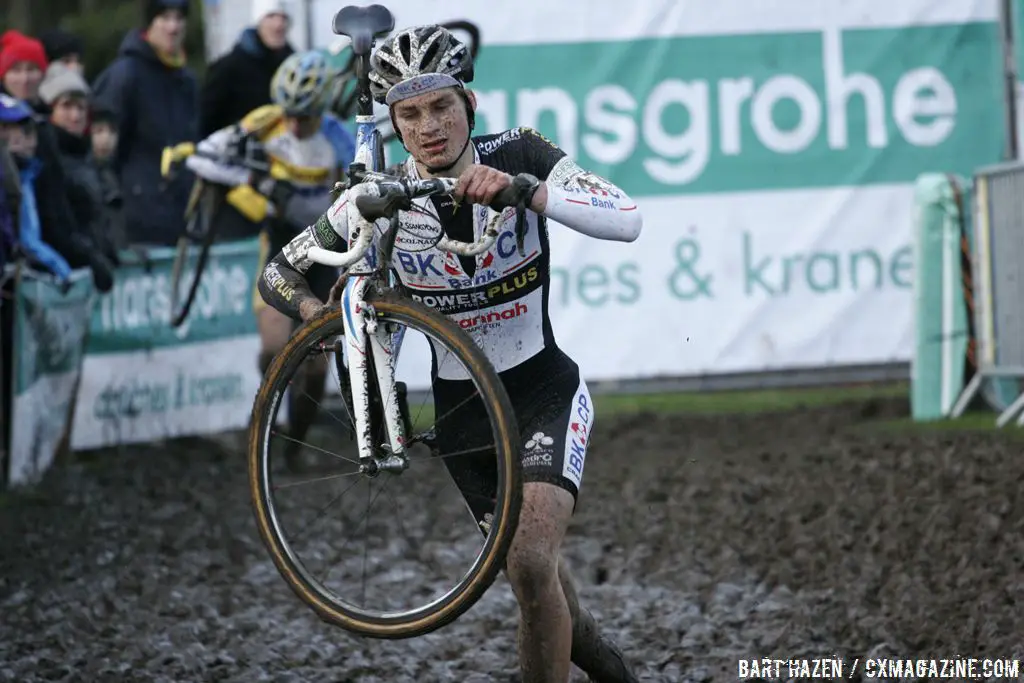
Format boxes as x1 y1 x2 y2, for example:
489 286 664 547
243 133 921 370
564 388 593 487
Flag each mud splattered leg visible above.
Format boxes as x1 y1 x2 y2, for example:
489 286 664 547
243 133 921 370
559 559 639 683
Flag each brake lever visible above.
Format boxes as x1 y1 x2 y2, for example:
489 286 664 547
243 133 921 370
514 202 529 257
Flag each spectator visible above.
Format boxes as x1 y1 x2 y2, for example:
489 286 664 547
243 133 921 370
90 106 118 164
0 94 71 283
0 138 16 454
0 139 18 270
1 30 94 266
0 31 47 105
39 64 119 266
38 29 85 76
0 94 113 293
92 0 199 247
88 105 125 246
200 0 294 137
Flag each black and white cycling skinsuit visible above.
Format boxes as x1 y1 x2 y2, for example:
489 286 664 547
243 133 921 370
258 127 642 524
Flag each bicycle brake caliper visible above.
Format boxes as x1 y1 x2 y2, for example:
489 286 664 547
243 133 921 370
360 301 378 334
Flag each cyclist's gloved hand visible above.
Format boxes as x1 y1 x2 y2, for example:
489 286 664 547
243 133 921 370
228 129 268 167
455 164 514 209
455 165 541 211
250 172 297 213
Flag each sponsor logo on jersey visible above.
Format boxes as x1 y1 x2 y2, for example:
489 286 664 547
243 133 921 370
394 214 443 253
396 251 445 277
478 127 524 155
456 301 528 331
408 264 540 315
397 210 542 283
314 214 339 247
548 156 586 188
575 172 623 199
443 250 498 288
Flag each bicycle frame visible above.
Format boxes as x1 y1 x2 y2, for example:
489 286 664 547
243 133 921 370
304 18 510 467
299 9 516 471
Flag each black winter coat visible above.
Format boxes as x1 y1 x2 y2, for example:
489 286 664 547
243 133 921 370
200 28 293 138
52 126 120 265
92 31 199 246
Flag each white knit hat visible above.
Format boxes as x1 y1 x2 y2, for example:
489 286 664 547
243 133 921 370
38 62 90 105
252 0 291 24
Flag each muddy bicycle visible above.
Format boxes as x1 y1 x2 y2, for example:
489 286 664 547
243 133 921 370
246 4 536 640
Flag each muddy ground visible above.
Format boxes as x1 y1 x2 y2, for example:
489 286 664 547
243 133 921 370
2 396 1023 682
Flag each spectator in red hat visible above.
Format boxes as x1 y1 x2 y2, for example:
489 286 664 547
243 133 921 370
1 30 100 289
0 30 48 105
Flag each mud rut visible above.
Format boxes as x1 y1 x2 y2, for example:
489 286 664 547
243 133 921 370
2 397 1023 682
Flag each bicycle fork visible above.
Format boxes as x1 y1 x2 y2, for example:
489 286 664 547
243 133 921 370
340 275 408 473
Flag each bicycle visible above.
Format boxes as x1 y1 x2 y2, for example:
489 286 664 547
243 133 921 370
247 4 537 639
159 139 270 328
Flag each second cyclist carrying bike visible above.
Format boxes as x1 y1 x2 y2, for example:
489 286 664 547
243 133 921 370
186 50 355 472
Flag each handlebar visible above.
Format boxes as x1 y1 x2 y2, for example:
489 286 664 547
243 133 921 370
160 139 272 180
306 172 540 269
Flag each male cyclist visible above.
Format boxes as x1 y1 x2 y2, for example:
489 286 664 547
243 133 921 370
187 50 354 471
257 26 643 683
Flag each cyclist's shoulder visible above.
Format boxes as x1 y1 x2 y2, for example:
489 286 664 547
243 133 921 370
474 127 567 179
474 126 562 157
240 104 286 138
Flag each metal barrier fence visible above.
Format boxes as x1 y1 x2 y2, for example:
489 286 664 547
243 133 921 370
952 161 1024 425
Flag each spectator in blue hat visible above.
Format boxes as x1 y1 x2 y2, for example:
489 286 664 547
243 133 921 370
0 94 71 283
92 0 199 247
0 94 113 292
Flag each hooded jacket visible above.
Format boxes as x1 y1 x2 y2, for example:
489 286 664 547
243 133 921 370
91 30 198 246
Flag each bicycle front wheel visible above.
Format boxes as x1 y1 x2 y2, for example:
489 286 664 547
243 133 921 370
248 289 522 639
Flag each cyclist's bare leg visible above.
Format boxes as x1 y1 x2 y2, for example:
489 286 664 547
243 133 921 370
505 482 574 683
559 559 639 683
257 307 326 470
257 306 292 375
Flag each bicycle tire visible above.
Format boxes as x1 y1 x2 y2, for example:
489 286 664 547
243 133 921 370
168 181 222 328
248 289 522 639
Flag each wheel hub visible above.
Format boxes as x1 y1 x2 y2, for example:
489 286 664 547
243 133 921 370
359 452 409 477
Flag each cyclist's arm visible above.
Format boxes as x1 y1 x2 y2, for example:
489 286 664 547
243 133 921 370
257 193 350 322
185 126 275 223
515 128 642 242
185 126 250 186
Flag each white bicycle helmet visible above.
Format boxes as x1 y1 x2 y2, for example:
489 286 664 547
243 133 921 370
368 24 474 106
271 51 332 117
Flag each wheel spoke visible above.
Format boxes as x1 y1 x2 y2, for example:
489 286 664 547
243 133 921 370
252 300 522 636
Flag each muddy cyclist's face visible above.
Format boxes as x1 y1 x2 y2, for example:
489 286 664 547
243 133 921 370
392 87 474 169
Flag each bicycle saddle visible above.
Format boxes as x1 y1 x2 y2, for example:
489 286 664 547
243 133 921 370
333 4 395 56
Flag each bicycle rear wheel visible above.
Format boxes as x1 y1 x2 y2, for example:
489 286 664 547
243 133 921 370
169 180 222 328
248 289 522 639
